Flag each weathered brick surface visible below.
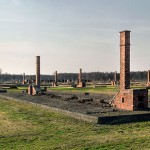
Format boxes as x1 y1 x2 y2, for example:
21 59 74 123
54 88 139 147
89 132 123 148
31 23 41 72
22 73 25 84
111 81 116 86
28 85 32 95
55 71 58 83
36 56 40 88
78 68 82 83
111 71 117 85
147 70 150 86
77 68 86 87
114 89 148 111
76 82 86 88
52 82 58 87
28 85 41 95
114 71 117 82
52 71 58 87
120 31 130 90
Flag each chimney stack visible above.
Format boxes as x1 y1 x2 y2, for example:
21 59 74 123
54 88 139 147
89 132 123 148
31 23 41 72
147 70 150 83
36 56 40 88
120 30 131 90
22 73 25 84
55 71 57 83
79 68 82 83
114 71 117 82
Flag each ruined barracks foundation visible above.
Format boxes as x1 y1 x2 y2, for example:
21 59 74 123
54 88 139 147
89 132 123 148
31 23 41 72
113 30 148 111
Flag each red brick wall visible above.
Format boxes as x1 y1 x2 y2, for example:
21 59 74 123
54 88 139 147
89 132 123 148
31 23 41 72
114 89 148 111
114 89 134 110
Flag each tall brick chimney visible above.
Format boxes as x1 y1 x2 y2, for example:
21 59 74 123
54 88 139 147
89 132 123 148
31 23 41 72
36 56 40 88
120 30 131 90
147 70 150 83
55 71 57 83
113 30 148 111
22 73 25 84
114 71 117 82
79 68 82 83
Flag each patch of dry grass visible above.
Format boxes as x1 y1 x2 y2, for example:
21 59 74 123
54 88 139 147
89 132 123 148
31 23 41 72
0 111 37 136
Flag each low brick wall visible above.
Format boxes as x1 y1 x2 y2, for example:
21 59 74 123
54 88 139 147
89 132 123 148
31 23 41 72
0 90 7 93
98 113 150 124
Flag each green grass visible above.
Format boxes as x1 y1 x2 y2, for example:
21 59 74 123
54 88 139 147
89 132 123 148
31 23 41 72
0 97 150 150
4 83 149 95
48 86 119 94
48 84 149 93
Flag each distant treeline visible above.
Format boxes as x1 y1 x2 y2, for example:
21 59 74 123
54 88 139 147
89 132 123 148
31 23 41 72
0 71 148 83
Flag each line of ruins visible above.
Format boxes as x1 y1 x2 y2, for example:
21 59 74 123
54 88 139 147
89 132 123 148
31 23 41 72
25 30 149 111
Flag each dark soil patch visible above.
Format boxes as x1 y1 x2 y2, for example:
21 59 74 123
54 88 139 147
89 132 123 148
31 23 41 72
1 91 150 117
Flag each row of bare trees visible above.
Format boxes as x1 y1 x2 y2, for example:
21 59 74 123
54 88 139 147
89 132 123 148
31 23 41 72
0 71 148 83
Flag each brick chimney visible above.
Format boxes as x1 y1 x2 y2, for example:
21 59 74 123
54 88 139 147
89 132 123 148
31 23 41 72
79 68 82 83
147 70 150 83
120 30 131 90
55 71 57 83
22 73 25 84
114 71 117 82
36 56 40 88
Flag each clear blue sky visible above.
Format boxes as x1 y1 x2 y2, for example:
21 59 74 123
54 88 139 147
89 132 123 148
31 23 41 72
0 0 150 74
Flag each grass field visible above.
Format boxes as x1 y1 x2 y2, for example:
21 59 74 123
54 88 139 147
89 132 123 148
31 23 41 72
1 83 148 94
48 84 148 93
0 97 150 150
48 86 119 94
